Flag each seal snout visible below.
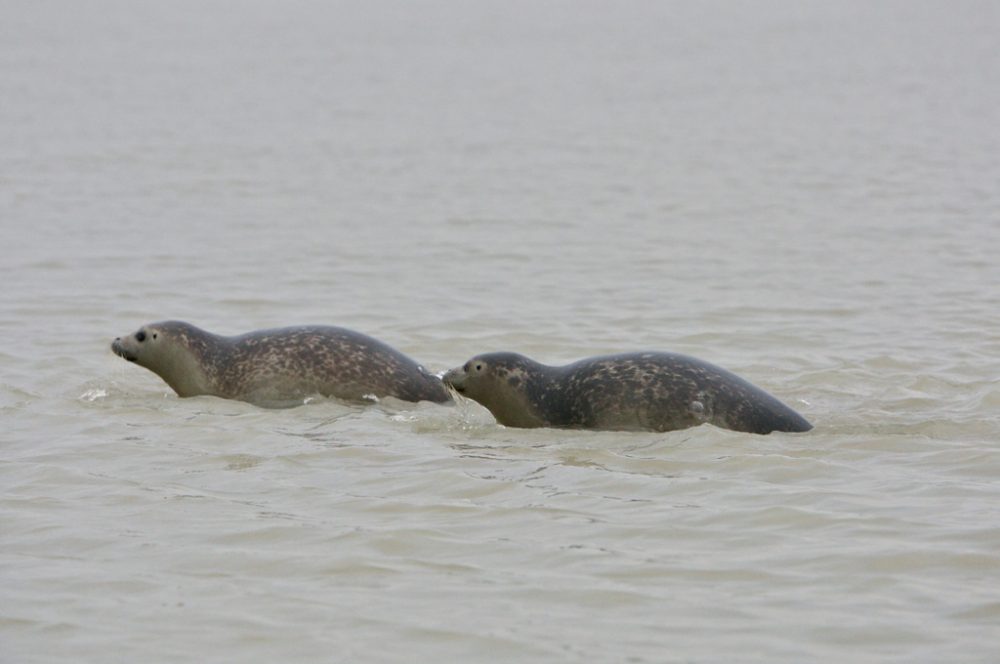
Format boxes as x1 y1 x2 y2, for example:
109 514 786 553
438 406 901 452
111 337 137 362
442 367 467 393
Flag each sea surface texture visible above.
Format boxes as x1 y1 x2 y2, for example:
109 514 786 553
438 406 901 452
2 1 999 662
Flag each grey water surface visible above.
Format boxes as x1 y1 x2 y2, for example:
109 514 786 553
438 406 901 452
3 1 1000 662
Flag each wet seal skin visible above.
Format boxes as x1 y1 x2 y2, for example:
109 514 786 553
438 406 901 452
443 351 811 435
111 321 451 407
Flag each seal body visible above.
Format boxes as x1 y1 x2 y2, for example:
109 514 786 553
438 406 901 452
442 351 811 435
111 321 451 407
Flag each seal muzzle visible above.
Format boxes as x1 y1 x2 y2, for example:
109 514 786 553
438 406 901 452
111 338 137 362
442 367 467 392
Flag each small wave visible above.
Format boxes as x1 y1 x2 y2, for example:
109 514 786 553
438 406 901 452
79 388 108 402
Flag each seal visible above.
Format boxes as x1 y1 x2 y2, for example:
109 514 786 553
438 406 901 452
442 351 811 434
111 321 452 407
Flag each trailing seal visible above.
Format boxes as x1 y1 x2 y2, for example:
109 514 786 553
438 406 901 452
111 321 451 407
442 351 811 434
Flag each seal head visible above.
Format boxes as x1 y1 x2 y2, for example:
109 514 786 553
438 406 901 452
443 352 551 428
112 321 215 397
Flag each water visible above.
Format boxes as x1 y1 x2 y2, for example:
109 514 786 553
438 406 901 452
3 1 1000 661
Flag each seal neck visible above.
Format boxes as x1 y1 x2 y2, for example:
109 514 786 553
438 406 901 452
152 322 229 397
494 357 560 428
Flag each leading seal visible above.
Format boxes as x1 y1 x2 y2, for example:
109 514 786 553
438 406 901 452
442 351 811 434
111 321 452 407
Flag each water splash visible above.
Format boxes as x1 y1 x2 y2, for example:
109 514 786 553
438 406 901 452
79 388 108 402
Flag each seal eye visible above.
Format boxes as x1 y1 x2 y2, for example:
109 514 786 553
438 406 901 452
475 363 483 372
152 333 157 340
135 331 146 342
